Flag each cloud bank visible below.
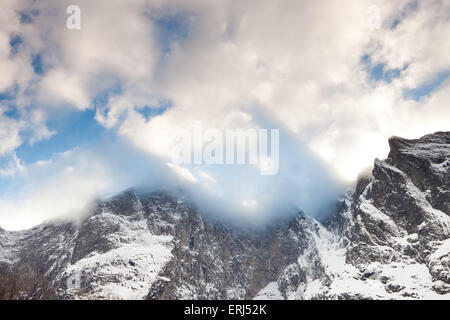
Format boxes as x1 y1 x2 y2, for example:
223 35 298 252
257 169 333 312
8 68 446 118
0 0 449 229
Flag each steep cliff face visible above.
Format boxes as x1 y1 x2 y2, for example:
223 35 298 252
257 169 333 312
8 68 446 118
0 132 449 300
261 131 450 299
0 191 324 300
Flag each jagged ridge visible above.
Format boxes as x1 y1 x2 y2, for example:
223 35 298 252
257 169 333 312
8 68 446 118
0 132 449 300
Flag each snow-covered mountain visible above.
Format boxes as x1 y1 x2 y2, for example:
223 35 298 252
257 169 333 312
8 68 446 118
0 131 449 300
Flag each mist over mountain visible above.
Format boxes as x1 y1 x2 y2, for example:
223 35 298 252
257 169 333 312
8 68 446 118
2 0 450 231
1 132 448 299
0 122 345 230
1 0 450 303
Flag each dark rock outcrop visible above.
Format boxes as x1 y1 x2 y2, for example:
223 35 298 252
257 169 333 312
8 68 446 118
0 132 449 300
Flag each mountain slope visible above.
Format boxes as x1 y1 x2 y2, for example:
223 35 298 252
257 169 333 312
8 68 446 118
0 131 449 300
257 131 450 299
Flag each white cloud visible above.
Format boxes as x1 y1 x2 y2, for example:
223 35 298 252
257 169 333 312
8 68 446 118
166 163 198 184
1 0 449 228
138 0 450 181
0 112 21 155
0 148 111 230
0 1 33 92
0 152 24 177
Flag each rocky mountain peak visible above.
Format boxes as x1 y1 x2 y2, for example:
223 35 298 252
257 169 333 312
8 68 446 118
0 132 449 300
386 132 450 215
388 131 450 164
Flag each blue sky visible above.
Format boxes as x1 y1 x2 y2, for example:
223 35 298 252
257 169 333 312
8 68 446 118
361 54 408 84
15 109 106 164
1 9 184 167
403 70 450 101
0 0 449 230
6 50 444 172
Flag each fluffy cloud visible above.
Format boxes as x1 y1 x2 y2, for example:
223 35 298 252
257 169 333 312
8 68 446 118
0 0 449 229
105 0 450 181
0 142 174 230
0 148 110 230
0 111 21 155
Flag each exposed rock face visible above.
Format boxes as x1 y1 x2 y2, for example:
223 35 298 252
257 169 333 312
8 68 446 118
0 132 449 300
145 205 317 300
0 191 322 300
268 131 450 299
387 132 450 215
